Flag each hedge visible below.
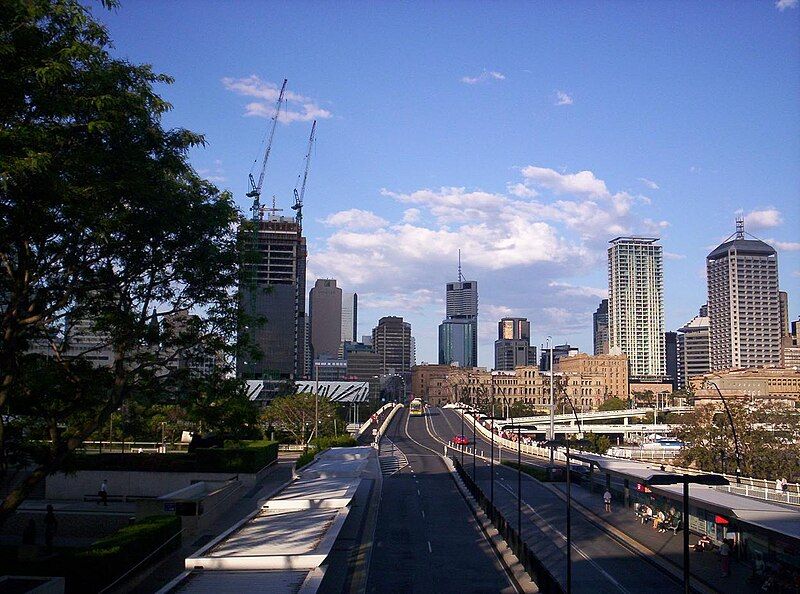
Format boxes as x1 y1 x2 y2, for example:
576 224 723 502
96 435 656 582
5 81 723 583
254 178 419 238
0 516 181 594
72 440 278 473
70 515 181 592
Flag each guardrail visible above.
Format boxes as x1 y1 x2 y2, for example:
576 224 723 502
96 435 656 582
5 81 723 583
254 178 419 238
461 411 800 507
452 456 564 594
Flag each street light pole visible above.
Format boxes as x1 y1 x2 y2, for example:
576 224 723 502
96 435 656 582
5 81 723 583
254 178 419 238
472 406 476 482
314 362 319 441
547 335 554 465
566 437 572 594
683 478 690 594
517 423 522 537
708 380 742 483
490 373 495 507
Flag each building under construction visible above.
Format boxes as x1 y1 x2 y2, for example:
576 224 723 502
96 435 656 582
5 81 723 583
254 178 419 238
237 215 307 380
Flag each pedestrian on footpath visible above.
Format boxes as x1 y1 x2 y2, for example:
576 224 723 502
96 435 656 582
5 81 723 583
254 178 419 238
603 489 612 512
99 479 108 506
776 478 783 493
719 539 731 577
44 504 57 554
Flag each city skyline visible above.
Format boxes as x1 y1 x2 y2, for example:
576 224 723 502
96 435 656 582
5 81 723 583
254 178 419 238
96 2 800 367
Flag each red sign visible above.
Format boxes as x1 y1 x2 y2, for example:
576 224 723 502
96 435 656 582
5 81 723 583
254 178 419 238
714 515 729 525
635 483 653 493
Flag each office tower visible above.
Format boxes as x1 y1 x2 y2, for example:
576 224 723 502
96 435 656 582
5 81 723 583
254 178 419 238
784 318 800 369
237 215 306 380
346 350 382 400
593 299 609 355
341 291 358 344
779 291 789 338
665 331 678 388
676 306 710 390
494 317 536 371
438 260 478 366
707 219 781 370
372 316 412 375
539 344 578 371
608 237 665 378
309 279 342 360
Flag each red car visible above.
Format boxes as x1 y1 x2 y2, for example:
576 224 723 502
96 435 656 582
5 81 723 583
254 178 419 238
453 435 469 445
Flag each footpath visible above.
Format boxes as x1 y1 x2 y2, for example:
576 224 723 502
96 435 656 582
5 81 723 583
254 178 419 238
551 480 761 593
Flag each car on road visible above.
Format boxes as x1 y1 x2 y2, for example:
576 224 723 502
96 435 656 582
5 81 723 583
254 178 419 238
453 435 469 445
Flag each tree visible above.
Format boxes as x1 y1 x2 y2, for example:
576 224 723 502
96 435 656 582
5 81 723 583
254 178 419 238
0 0 243 523
675 402 800 481
583 432 611 455
598 397 627 412
509 400 537 419
263 393 340 445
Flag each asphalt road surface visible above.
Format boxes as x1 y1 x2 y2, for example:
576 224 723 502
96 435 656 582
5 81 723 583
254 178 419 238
430 406 686 594
366 407 520 594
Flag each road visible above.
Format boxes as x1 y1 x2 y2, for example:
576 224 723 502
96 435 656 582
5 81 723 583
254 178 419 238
428 406 686 594
366 407 520 594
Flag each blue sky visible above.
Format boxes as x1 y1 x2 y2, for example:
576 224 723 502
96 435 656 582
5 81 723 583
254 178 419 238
95 0 800 367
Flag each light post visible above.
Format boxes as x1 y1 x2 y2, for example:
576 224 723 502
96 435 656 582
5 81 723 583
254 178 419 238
645 472 729 594
472 404 477 482
504 422 538 538
314 361 319 441
547 335 554 465
707 380 742 484
490 372 496 507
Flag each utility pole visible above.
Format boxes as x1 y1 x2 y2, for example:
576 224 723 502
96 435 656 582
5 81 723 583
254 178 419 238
548 335 554 465
314 362 319 441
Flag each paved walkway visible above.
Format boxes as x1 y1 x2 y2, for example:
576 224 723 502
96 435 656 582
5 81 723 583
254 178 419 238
553 479 762 593
117 458 297 594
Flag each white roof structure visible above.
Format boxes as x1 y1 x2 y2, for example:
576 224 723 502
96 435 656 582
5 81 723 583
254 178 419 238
160 446 376 593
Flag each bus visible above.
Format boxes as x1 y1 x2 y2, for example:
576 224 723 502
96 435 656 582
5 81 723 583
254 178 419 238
409 397 424 417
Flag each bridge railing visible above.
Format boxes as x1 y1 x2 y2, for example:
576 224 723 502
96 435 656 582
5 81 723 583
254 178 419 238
452 456 565 594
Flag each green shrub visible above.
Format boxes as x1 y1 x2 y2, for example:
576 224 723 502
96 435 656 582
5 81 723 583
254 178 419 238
295 449 316 470
313 435 358 450
501 460 551 482
71 441 279 474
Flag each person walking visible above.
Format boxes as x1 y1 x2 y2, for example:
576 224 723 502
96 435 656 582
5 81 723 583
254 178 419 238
99 479 108 506
44 505 57 554
603 489 612 512
719 538 731 577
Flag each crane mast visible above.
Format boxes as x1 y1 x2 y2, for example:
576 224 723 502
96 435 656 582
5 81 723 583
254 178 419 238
247 78 287 223
292 119 316 232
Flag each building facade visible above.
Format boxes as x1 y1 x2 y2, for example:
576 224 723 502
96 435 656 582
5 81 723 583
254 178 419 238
539 344 578 372
783 318 800 369
309 279 342 360
494 317 536 371
372 316 413 375
345 350 382 400
237 216 306 380
608 237 665 378
665 331 678 389
438 279 478 367
554 352 629 399
706 220 781 371
691 367 800 407
341 291 358 344
593 299 610 355
676 307 710 390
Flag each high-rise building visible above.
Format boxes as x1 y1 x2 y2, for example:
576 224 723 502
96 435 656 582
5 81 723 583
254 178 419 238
608 237 665 378
707 219 781 371
341 291 358 344
494 317 536 371
593 299 609 355
539 344 579 371
237 216 306 380
665 331 678 389
438 273 478 367
779 291 789 338
784 318 800 369
372 316 412 375
309 279 342 360
676 306 710 390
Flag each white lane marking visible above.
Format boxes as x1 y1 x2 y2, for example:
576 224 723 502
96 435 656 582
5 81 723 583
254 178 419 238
422 510 425 518
427 541 432 553
495 475 631 594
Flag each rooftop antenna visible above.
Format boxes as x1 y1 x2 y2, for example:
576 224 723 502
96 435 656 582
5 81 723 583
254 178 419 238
458 249 463 282
735 216 745 240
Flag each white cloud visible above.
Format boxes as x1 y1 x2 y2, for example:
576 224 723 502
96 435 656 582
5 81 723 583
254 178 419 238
461 70 506 84
637 177 660 190
554 90 574 106
767 240 800 251
664 252 686 260
521 166 609 197
321 209 388 230
744 208 783 230
776 0 797 10
506 182 539 198
402 208 421 223
547 281 607 299
222 75 332 123
197 160 227 184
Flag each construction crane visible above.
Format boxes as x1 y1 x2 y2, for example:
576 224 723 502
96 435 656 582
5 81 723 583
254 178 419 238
292 119 316 231
247 78 287 223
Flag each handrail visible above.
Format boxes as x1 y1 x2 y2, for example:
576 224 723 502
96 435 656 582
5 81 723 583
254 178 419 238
97 528 184 594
